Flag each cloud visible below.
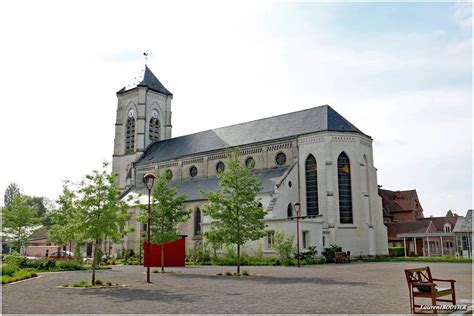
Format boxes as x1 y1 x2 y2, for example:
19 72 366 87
453 2 472 32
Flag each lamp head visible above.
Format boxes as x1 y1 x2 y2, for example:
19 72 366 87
292 201 301 214
143 173 157 191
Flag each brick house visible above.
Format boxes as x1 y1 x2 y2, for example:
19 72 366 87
380 188 461 257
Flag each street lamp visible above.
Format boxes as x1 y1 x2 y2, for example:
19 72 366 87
293 202 301 268
143 173 156 283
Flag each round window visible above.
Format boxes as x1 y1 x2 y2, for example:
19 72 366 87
276 152 287 166
216 161 225 173
165 169 173 180
245 157 255 169
190 166 198 178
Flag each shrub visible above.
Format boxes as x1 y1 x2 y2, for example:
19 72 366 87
242 270 249 276
106 281 112 286
225 271 232 276
55 260 84 271
321 244 342 263
3 253 28 268
186 247 211 264
273 231 295 262
2 264 18 276
389 247 405 257
300 246 318 260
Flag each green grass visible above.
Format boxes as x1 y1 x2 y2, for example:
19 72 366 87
64 279 120 288
72 280 92 288
2 269 38 284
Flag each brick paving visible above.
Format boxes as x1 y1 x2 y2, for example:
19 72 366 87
2 262 472 314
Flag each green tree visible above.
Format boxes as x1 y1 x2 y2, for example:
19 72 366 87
204 229 223 259
2 195 40 252
201 148 266 273
76 162 130 285
49 180 84 258
140 171 190 272
3 182 21 208
25 196 54 228
273 231 295 265
446 210 459 217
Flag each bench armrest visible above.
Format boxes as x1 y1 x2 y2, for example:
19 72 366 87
432 278 456 283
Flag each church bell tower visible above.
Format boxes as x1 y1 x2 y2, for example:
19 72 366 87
112 65 173 190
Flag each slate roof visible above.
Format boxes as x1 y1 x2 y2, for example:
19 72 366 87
135 105 365 166
28 227 48 241
453 210 472 233
131 167 288 202
117 65 172 96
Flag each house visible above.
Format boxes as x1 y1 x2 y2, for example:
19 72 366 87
453 209 472 258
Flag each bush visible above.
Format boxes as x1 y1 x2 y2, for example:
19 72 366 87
389 247 405 257
273 231 295 262
3 253 28 268
321 244 342 263
186 247 211 264
300 246 318 260
55 260 84 271
2 264 18 276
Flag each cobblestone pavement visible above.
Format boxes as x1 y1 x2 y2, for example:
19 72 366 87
2 262 472 314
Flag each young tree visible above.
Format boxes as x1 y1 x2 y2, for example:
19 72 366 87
2 194 40 252
201 148 266 273
76 162 130 285
273 231 295 265
140 171 190 272
48 180 84 258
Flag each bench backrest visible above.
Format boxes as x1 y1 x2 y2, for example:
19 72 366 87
404 266 433 290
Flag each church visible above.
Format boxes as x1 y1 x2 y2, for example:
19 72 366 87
112 65 388 257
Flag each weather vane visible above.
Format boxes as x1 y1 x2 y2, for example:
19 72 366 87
143 51 148 66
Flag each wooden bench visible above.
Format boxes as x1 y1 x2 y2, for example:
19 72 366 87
404 266 456 314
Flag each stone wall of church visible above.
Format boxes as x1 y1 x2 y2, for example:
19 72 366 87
296 131 388 256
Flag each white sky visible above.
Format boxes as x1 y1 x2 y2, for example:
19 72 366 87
0 1 472 217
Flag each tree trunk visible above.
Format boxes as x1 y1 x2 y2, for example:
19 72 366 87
69 241 72 259
161 243 165 272
237 243 241 274
91 239 98 286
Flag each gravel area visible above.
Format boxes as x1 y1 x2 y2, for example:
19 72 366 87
2 262 472 314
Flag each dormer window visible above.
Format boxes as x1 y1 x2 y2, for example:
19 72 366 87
444 224 452 233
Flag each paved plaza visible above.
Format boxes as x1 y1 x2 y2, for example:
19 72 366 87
2 262 472 314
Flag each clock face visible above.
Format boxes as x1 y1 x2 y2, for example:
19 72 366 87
128 109 135 118
152 110 158 118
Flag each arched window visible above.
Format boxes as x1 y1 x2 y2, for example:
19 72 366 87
287 203 293 218
338 152 353 224
125 116 135 152
194 208 201 236
305 154 319 216
149 118 160 141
